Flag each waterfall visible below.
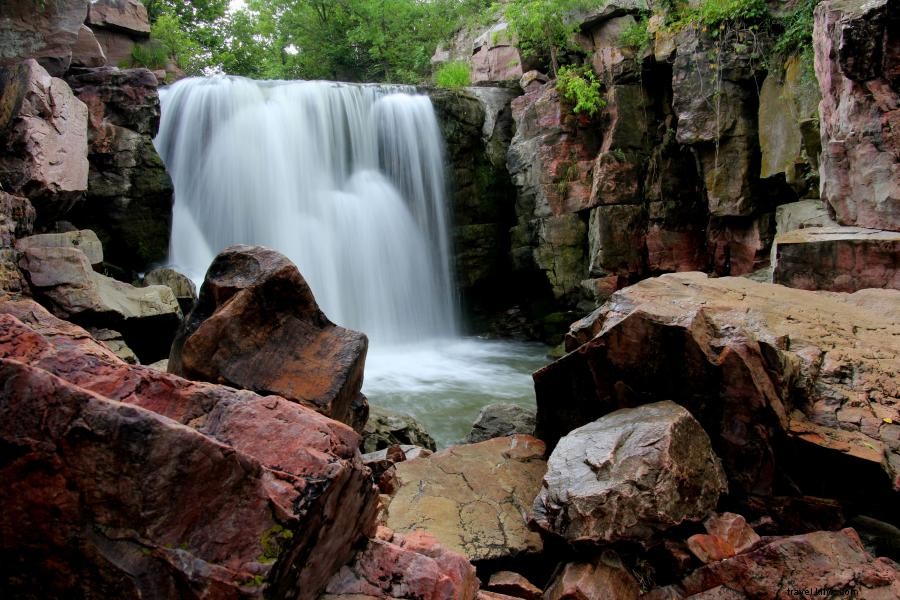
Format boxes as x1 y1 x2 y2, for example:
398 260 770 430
155 76 458 344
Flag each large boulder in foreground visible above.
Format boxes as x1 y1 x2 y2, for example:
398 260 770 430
0 298 379 599
384 435 546 563
532 402 727 545
169 245 369 431
538 273 900 496
814 0 900 231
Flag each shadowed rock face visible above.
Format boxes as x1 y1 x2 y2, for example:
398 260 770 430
532 401 727 545
0 298 379 600
169 245 369 432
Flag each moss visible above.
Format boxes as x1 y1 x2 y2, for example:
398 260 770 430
258 524 293 564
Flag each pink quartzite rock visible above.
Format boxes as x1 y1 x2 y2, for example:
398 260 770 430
543 553 641 600
814 0 900 231
686 513 761 564
0 0 89 75
87 0 151 36
169 245 369 431
70 25 107 68
772 226 900 292
323 527 478 600
0 298 379 599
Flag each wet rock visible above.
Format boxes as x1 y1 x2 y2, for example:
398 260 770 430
142 266 197 314
772 226 900 292
0 191 34 293
680 529 900 599
16 229 103 266
70 25 107 68
0 0 89 75
532 401 727 544
362 406 437 453
384 435 546 563
686 513 761 564
0 298 379 599
323 527 478 600
814 0 900 231
466 402 536 443
169 245 369 432
535 273 900 495
487 571 542 600
544 552 641 600
0 59 89 213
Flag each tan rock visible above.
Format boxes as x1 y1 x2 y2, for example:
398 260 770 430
487 571 542 600
384 435 546 562
544 553 640 600
16 229 103 266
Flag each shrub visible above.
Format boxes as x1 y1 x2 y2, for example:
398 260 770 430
619 16 652 52
434 61 471 88
556 64 604 117
130 39 170 69
697 0 768 27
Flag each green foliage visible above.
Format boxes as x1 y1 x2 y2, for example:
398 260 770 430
504 0 591 75
130 40 170 70
772 0 816 57
619 16 652 52
696 0 768 27
435 61 471 88
556 64 605 117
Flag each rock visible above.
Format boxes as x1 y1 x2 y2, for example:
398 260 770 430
147 358 168 371
586 15 645 84
384 435 546 563
543 552 641 600
532 214 589 303
17 243 181 362
486 571 542 600
534 273 900 495
0 298 379 599
466 402 536 443
686 513 761 564
0 59 89 213
0 0 89 75
70 25 107 68
680 529 900 599
16 229 103 266
772 226 900 292
707 214 775 276
362 445 432 486
87 0 151 37
520 70 548 93
814 0 900 231
91 29 138 66
169 245 369 432
588 203 647 278
363 406 437 453
142 266 197 314
774 199 838 235
0 191 34 293
532 401 727 544
323 528 478 600
472 22 524 83
87 327 139 364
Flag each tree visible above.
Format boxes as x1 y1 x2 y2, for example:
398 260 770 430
505 0 592 75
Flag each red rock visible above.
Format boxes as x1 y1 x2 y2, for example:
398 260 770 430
0 0 89 75
323 528 478 600
70 25 107 68
681 529 900 599
87 0 151 37
687 513 762 564
772 226 900 292
706 214 774 276
487 571 542 600
544 553 640 600
169 245 369 431
472 23 523 84
814 0 900 231
535 273 900 495
0 298 379 599
91 28 138 66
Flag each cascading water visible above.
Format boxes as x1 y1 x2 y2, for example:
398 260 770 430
156 76 547 446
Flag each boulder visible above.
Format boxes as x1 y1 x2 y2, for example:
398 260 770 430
142 266 197 314
383 435 546 563
533 401 727 544
543 553 641 600
0 298 379 599
774 199 838 235
87 0 151 37
17 243 181 362
16 229 103 266
323 527 478 600
814 0 900 231
87 327 139 364
537 273 900 495
772 226 900 292
169 245 369 432
679 529 900 599
0 191 34 293
362 406 436 453
486 571 542 600
0 59 89 213
686 513 761 564
70 25 107 68
466 402 536 443
0 0 89 75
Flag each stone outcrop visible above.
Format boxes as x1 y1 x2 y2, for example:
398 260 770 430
0 0 89 75
774 199 838 235
323 527 478 600
772 226 900 292
486 571 542 600
814 0 900 232
86 0 152 66
543 553 641 600
70 25 107 69
0 59 89 214
66 67 173 275
0 298 379 599
0 192 34 293
169 245 369 432
532 401 727 544
466 402 536 443
362 406 437 453
537 273 900 496
383 435 546 563
16 229 103 266
142 266 197 314
472 22 524 83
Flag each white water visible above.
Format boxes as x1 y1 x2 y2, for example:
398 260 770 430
156 76 547 446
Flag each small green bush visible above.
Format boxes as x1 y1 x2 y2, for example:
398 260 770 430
434 61 471 88
773 0 816 57
619 16 652 52
130 39 169 70
556 64 605 117
697 0 768 27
